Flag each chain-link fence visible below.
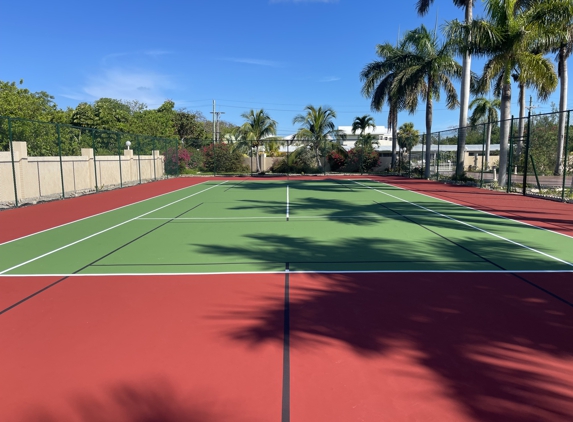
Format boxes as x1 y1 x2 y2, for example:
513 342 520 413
0 116 178 207
394 109 572 203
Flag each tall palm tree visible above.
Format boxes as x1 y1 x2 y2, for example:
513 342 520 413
292 105 344 169
469 96 500 168
417 0 475 178
466 0 565 185
238 109 277 172
392 25 462 178
549 9 573 175
361 43 407 170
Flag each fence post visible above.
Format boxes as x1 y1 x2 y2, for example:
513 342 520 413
213 139 216 176
91 129 98 192
437 132 441 180
8 117 19 207
480 123 486 188
287 139 290 178
57 123 66 199
507 116 514 193
176 138 180 177
421 136 425 179
562 111 570 202
323 138 326 176
136 136 142 184
408 150 411 178
117 133 123 188
522 111 532 196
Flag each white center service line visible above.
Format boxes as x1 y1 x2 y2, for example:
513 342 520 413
352 180 573 267
0 181 228 275
286 185 290 221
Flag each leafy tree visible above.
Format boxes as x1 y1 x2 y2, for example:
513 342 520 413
202 142 246 173
130 100 175 138
174 109 209 148
0 80 59 120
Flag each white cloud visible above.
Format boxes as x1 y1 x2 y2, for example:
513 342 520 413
80 69 175 107
319 76 341 82
221 57 283 67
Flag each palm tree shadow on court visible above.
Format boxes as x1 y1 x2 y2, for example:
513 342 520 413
22 379 251 422
207 240 573 421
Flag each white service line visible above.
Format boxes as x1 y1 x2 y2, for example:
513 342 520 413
380 179 573 240
0 180 214 247
286 185 290 221
137 214 423 221
353 180 573 267
1 269 572 278
0 181 228 275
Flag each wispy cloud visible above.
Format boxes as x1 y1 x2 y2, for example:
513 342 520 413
75 69 175 107
319 76 341 82
221 57 283 67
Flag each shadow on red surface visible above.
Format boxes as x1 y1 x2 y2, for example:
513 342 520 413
223 272 573 421
21 379 245 422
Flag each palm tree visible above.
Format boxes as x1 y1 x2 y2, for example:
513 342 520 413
469 96 500 169
238 109 277 173
355 133 379 150
360 43 407 170
292 105 345 169
392 25 462 178
465 0 566 186
397 122 420 168
417 0 475 178
351 115 376 136
548 8 573 175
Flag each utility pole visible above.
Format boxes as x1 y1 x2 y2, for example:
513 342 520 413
211 100 216 141
215 112 225 141
210 101 226 141
525 96 538 113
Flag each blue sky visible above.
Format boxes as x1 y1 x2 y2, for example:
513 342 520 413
1 0 568 137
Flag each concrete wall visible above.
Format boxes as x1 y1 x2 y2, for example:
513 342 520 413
0 142 165 206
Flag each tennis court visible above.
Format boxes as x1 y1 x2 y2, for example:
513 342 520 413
1 176 572 421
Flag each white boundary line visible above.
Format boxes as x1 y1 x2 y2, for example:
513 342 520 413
352 180 573 267
376 179 573 240
0 181 228 275
1 269 572 277
0 180 216 247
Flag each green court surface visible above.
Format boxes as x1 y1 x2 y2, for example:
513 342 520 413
1 179 572 275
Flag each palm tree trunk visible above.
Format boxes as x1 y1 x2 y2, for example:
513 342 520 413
456 1 473 178
424 85 433 179
255 144 260 172
555 46 568 175
390 106 397 169
498 81 512 186
517 82 525 156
